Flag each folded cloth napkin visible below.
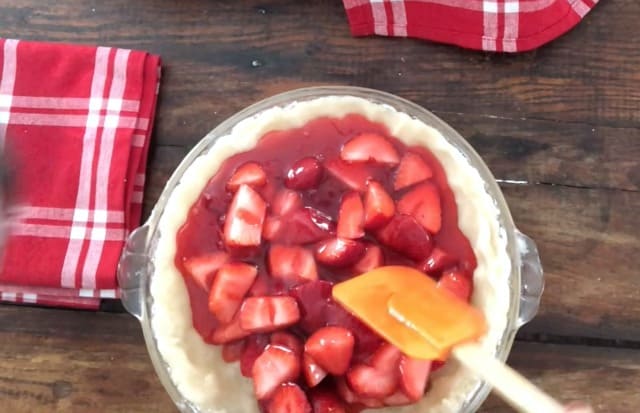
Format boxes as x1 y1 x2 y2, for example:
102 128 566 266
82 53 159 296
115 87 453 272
343 0 599 52
0 39 160 309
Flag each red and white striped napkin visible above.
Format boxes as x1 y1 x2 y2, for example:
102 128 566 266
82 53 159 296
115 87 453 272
0 39 160 309
343 0 598 52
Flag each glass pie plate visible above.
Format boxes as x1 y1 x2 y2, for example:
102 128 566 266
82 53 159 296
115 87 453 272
118 86 544 413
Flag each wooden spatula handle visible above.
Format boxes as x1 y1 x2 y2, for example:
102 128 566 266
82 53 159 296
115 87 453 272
452 343 565 413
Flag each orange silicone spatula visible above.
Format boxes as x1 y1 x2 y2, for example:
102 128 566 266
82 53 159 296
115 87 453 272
332 266 565 413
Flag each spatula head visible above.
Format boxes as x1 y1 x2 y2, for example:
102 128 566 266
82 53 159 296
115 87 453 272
332 266 487 360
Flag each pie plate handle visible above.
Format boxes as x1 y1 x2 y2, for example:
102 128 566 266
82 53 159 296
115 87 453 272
515 230 544 328
117 225 151 321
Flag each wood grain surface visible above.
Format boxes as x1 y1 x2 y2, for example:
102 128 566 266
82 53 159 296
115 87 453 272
1 0 638 412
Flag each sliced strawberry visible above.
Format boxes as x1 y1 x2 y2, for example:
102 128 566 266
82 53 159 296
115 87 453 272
183 251 230 291
268 245 318 282
265 208 335 245
324 301 383 360
363 180 395 230
315 238 365 268
305 326 355 375
272 189 304 216
263 216 284 241
337 191 365 239
271 332 303 356
341 133 400 165
418 247 457 276
371 343 403 369
239 296 300 333
240 334 270 377
208 262 257 323
399 356 432 401
375 215 433 261
359 396 385 408
352 244 384 274
222 339 246 363
226 161 267 192
252 345 301 400
437 269 472 302
335 377 358 404
397 182 442 234
325 158 374 192
346 365 398 399
309 388 346 413
210 314 250 344
302 354 328 388
384 390 413 406
267 383 312 413
285 157 323 190
223 184 267 247
394 152 433 190
288 280 334 334
346 343 401 398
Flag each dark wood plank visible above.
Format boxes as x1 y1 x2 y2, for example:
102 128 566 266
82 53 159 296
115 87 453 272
503 184 640 342
2 305 638 412
0 0 639 131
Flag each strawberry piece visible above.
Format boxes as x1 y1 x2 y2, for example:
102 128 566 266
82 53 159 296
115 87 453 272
223 184 267 247
239 296 300 333
272 189 304 216
268 245 318 282
375 215 433 261
271 332 303 356
183 251 229 291
315 238 365 268
267 383 312 413
337 191 365 239
384 390 413 406
325 158 374 192
359 396 385 408
371 343 402 369
265 208 335 245
341 133 400 165
263 216 284 241
208 262 258 323
394 152 433 190
309 388 346 413
305 326 355 375
252 345 301 400
240 334 270 377
222 339 246 363
335 377 358 404
397 182 442 234
285 157 323 190
226 161 267 192
302 354 328 387
418 247 457 276
352 244 384 274
346 343 401 398
363 180 395 230
304 327 355 376
346 365 397 399
437 269 472 301
324 302 382 359
210 314 250 344
399 356 432 401
288 280 334 333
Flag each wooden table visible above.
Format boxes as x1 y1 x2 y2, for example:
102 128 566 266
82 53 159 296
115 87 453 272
1 1 639 412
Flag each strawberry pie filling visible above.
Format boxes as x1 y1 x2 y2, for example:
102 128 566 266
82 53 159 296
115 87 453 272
174 114 477 412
